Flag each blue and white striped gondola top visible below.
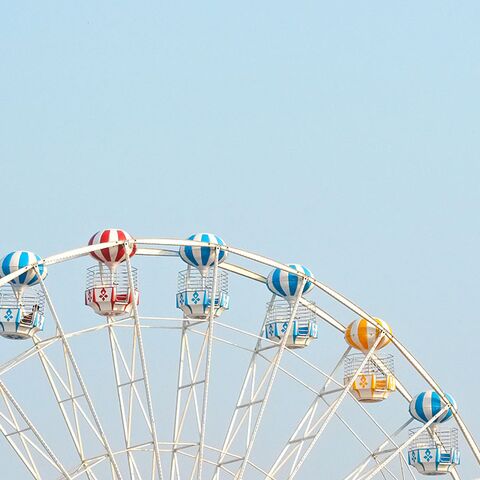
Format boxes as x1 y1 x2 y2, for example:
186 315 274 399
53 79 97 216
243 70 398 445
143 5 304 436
267 264 314 298
409 390 457 424
0 251 47 288
179 233 227 273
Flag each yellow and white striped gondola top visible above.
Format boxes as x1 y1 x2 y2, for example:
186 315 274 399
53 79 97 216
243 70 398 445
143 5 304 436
345 317 392 352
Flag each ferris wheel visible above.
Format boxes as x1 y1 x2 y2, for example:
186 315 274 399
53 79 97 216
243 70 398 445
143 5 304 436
0 229 477 480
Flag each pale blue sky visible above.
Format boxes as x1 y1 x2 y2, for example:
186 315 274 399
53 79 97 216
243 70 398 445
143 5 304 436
1 1 479 478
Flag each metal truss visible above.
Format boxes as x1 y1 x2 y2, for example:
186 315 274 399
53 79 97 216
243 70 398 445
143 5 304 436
186 321 411 480
170 250 220 480
105 312 161 480
344 419 416 480
357 406 449 480
212 281 307 480
117 250 164 479
34 269 122 480
345 417 461 480
0 238 475 480
0 378 71 479
266 335 386 479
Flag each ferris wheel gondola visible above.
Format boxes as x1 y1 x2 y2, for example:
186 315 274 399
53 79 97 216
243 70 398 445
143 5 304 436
85 228 139 316
265 264 318 348
343 317 396 402
177 233 230 319
0 251 46 339
408 391 460 475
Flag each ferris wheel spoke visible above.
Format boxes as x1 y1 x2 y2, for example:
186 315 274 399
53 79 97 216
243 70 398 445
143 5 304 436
196 249 221 480
235 283 306 480
341 396 417 480
33 340 117 448
343 366 460 480
0 335 59 377
0 378 72 479
198 326 394 478
170 251 222 480
0 388 41 479
327 407 406 480
105 316 152 480
357 407 450 480
211 295 277 479
32 332 113 479
32 336 99 480
124 250 165 480
266 346 351 478
35 269 124 480
170 321 203 480
346 416 461 480
344 419 417 480
212 282 307 480
267 334 385 480
270 363 406 480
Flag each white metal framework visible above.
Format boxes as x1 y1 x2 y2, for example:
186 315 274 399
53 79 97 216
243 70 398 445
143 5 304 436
0 236 477 480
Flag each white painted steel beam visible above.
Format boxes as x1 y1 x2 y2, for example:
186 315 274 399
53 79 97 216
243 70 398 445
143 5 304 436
0 237 473 477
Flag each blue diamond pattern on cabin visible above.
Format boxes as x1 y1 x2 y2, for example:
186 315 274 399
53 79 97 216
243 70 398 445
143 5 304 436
178 293 184 305
192 291 200 304
424 449 432 462
4 309 13 321
281 322 288 334
268 324 274 336
411 451 416 462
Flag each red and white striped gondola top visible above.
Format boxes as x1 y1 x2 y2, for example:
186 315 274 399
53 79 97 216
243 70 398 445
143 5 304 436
88 229 136 269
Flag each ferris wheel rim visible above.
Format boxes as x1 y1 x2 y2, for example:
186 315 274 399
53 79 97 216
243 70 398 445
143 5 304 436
0 238 457 387
0 240 470 412
0 236 476 479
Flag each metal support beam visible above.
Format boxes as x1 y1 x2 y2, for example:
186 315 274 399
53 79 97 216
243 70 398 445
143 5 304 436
197 249 220 480
106 314 152 479
358 407 449 480
125 248 164 480
170 252 221 480
212 281 306 480
0 379 72 479
269 335 385 479
35 268 123 480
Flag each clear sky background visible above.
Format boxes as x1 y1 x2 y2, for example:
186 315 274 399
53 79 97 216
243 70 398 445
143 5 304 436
1 1 480 478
